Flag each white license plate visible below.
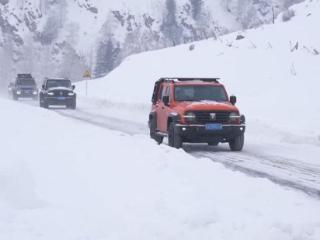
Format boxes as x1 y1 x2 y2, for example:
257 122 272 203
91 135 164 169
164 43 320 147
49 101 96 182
205 123 223 131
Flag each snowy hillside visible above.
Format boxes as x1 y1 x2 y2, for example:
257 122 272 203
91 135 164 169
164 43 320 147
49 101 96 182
1 1 320 239
71 0 320 196
78 0 320 134
0 0 303 87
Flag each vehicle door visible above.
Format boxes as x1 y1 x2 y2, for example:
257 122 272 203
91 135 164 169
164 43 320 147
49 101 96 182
157 84 172 132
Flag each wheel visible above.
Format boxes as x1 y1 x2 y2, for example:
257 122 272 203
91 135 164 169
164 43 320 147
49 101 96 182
168 122 182 149
229 133 244 151
149 118 163 144
39 97 46 108
43 100 49 109
12 94 18 101
39 97 43 107
69 99 76 109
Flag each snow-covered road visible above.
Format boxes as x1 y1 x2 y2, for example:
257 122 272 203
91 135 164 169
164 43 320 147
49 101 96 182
2 97 320 240
45 97 320 199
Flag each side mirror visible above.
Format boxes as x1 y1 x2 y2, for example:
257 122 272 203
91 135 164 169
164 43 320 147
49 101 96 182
230 95 237 105
72 85 75 90
42 84 45 90
163 96 170 106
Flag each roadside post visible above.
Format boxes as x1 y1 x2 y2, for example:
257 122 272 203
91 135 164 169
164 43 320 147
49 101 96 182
83 70 92 96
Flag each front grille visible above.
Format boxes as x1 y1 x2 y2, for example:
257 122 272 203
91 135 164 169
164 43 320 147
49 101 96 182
194 111 230 124
22 89 33 93
21 88 35 95
52 90 70 97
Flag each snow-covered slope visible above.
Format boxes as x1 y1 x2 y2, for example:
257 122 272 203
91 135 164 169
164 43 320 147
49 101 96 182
71 0 320 194
1 96 320 239
77 0 320 136
1 1 320 238
0 0 303 87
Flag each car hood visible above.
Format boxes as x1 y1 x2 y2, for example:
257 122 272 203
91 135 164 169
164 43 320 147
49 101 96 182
48 87 72 92
176 101 239 112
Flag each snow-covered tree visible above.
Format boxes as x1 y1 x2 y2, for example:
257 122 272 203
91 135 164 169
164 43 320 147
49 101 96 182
94 39 120 78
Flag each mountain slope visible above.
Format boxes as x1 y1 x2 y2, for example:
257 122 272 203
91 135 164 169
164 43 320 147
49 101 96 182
71 0 320 190
0 0 303 88
79 0 319 133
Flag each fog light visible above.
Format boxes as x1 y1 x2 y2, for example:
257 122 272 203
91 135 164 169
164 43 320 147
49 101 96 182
182 127 187 131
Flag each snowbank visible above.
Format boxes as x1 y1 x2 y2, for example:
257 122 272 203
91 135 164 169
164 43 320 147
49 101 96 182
1 97 320 239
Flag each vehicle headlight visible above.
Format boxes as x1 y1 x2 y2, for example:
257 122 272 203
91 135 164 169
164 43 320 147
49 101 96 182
16 90 21 95
33 90 38 95
229 112 240 123
68 92 75 96
47 92 54 96
184 112 196 123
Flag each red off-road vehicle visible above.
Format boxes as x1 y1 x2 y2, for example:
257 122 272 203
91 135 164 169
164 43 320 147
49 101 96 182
148 78 246 151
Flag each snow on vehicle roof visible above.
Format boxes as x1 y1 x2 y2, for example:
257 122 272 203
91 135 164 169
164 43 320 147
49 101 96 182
174 80 222 86
46 78 70 81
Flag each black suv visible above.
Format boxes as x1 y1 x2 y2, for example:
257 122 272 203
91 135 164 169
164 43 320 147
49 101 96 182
39 78 76 109
9 74 38 100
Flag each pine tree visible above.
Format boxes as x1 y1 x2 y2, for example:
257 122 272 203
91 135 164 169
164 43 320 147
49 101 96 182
94 39 120 78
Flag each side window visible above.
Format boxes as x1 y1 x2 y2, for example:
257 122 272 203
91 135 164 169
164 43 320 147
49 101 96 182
162 85 171 99
152 82 159 103
161 86 167 99
166 86 171 100
158 85 164 101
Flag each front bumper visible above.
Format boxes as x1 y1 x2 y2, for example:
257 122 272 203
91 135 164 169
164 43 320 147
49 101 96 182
16 90 38 98
43 96 75 106
175 124 246 143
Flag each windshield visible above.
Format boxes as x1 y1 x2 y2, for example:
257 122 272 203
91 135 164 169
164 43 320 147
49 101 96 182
46 80 71 89
17 78 36 86
175 85 228 102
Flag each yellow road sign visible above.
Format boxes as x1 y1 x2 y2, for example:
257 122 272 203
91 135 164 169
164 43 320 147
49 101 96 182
83 70 91 78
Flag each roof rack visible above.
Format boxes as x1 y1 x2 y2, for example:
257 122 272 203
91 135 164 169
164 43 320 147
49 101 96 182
158 77 220 83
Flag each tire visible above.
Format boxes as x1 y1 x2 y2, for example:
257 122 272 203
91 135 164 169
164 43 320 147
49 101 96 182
208 142 218 146
69 99 76 110
43 100 49 109
12 94 18 101
229 133 244 151
168 122 182 149
39 97 44 108
149 117 163 144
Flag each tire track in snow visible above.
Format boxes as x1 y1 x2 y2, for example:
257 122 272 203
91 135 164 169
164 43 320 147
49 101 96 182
55 108 147 135
186 147 320 198
48 106 320 199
